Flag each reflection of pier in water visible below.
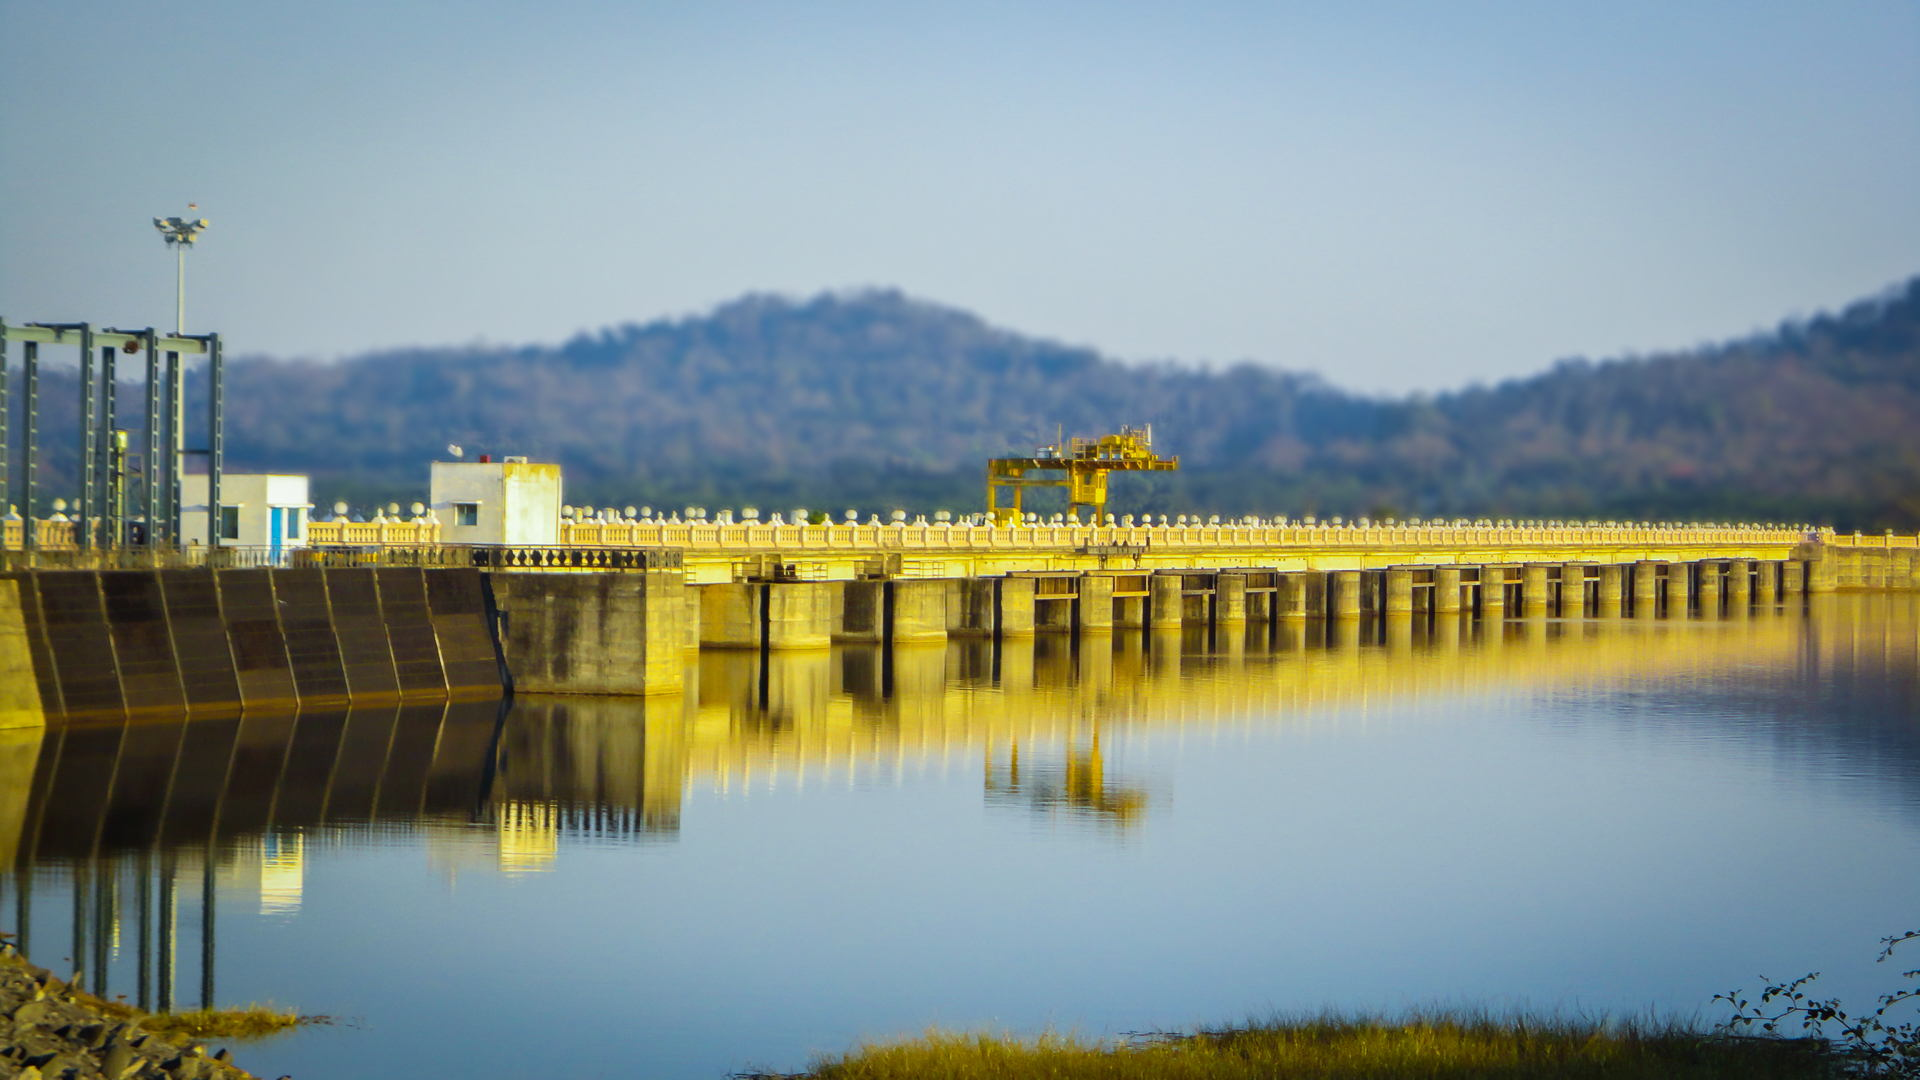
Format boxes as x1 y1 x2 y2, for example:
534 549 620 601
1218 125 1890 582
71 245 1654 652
500 595 1919 833
0 700 506 1010
4 597 1916 1001
674 598 1887 785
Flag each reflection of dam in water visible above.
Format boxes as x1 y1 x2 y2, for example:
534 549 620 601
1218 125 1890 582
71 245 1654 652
0 700 506 1011
8 598 1919 860
2 595 1915 1009
671 595 1918 798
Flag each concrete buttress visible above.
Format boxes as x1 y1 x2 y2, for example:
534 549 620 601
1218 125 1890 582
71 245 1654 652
495 571 686 694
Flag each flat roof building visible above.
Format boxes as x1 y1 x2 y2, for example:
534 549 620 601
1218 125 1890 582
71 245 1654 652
183 473 312 559
429 458 562 546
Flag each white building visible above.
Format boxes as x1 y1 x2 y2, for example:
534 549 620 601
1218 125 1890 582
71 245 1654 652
183 473 312 558
429 458 562 545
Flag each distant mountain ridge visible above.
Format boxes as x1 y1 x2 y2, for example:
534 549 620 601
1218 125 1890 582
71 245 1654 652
106 277 1920 528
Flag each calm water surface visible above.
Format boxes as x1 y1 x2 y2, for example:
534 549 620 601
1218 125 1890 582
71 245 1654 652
2 595 1917 1079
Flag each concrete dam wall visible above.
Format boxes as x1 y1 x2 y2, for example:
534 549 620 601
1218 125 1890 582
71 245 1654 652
1 539 1915 728
1818 543 1920 591
0 567 506 726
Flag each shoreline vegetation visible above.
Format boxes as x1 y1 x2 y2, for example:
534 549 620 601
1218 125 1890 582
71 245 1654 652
739 1017 1838 1079
747 936 1920 1080
1 942 315 1080
1 940 313 1040
92 1003 307 1042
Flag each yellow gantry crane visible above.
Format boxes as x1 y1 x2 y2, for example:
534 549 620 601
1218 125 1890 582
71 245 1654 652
986 425 1179 525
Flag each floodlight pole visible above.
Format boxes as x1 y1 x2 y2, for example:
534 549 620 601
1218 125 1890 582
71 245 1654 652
154 207 207 514
171 240 187 529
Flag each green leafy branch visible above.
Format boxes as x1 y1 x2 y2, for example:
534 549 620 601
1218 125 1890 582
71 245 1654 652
1717 931 1920 1077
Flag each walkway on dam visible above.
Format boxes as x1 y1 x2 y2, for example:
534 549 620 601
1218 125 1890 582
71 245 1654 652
307 519 1822 584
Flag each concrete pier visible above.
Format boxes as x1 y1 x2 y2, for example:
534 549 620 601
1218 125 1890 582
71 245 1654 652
889 579 949 645
1435 567 1463 614
1216 572 1249 625
1596 564 1624 617
699 584 760 649
495 571 684 694
1478 569 1506 619
1632 562 1660 617
683 589 703 651
1149 573 1185 629
702 581 834 650
1330 570 1364 619
767 582 834 649
1666 561 1691 617
998 576 1036 636
1079 574 1115 634
1384 569 1414 616
1521 564 1551 617
1754 561 1778 604
1726 560 1753 610
945 578 997 637
1278 572 1312 620
1806 554 1838 593
1696 561 1722 614
837 580 886 644
1561 565 1588 618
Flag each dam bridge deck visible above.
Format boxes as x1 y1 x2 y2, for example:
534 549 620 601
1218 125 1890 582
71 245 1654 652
335 520 1818 583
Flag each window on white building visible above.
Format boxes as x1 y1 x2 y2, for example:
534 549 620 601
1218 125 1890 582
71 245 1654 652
218 505 241 541
454 502 479 527
287 507 305 539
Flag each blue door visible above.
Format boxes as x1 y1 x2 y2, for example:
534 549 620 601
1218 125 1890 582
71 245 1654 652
270 507 285 563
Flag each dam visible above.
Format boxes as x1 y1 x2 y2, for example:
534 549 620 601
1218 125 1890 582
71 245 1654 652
0 522 1914 716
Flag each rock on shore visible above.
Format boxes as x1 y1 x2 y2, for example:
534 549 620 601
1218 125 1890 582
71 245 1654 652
1 947 264 1080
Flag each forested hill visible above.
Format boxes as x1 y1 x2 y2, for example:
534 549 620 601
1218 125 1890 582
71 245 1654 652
203 277 1919 528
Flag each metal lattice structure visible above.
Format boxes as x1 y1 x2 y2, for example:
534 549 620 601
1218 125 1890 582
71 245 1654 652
0 321 222 552
986 425 1178 525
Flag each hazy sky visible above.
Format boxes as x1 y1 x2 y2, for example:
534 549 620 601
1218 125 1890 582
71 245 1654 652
2 1 1915 392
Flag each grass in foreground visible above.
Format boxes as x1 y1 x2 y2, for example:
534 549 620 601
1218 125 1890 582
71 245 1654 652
751 1015 1838 1079
83 989 311 1040
133 1005 308 1040
5 945 314 1041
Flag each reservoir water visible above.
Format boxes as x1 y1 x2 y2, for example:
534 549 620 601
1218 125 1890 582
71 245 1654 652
2 594 1916 1078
